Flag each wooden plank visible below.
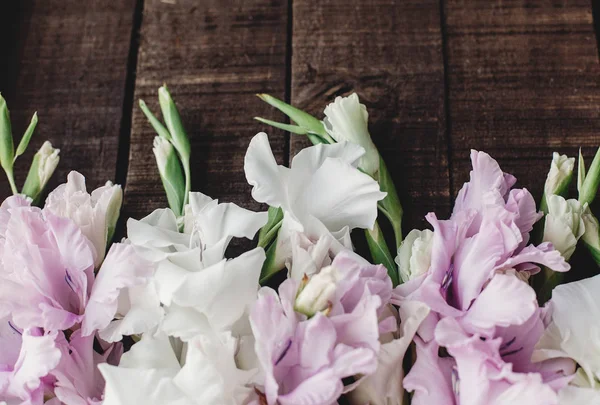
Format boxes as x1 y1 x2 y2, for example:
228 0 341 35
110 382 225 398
124 0 288 221
445 0 600 199
0 0 137 197
291 0 450 231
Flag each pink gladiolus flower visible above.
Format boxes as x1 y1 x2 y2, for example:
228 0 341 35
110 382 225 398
0 319 61 404
49 330 122 405
250 251 393 405
394 151 573 405
0 197 96 331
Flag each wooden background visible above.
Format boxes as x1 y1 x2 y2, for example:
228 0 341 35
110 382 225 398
1 0 599 237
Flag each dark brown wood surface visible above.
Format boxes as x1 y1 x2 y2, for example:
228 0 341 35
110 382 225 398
0 0 599 239
445 0 600 200
291 0 450 231
123 0 288 220
0 0 137 196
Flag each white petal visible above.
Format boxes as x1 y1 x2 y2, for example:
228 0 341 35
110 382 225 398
99 364 189 405
290 141 365 173
244 133 290 209
535 275 600 385
298 157 385 232
82 243 154 336
174 333 256 404
162 248 264 331
323 93 380 175
98 282 163 342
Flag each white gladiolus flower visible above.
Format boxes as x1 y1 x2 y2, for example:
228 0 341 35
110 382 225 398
542 194 586 260
244 132 386 271
98 192 268 342
44 171 122 266
395 229 434 283
544 152 575 198
287 232 335 281
295 265 342 316
100 332 258 405
534 275 600 400
323 93 380 176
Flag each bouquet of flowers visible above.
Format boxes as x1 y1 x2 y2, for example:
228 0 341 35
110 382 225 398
1 85 599 405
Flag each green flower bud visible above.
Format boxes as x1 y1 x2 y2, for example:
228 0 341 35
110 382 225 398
158 85 191 162
22 141 60 202
579 147 600 206
0 94 14 172
153 136 185 216
581 209 600 266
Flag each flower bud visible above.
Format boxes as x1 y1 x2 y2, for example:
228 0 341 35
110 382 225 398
579 147 600 205
581 209 600 265
295 266 342 317
543 194 586 260
541 152 574 212
0 94 14 173
21 141 60 202
95 181 123 244
153 136 185 216
323 93 380 176
158 85 191 162
396 229 433 283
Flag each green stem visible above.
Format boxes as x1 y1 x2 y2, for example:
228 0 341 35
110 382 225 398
4 168 17 195
182 157 191 208
365 220 399 286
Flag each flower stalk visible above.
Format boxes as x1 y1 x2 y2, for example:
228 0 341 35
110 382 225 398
139 85 191 216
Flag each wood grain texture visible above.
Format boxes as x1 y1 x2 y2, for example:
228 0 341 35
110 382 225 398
291 0 450 231
0 0 137 198
445 0 600 199
124 0 288 220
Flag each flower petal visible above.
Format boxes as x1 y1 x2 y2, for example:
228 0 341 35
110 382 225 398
244 132 291 209
298 157 385 232
82 243 154 336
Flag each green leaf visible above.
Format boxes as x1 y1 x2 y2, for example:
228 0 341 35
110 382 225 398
255 117 310 135
14 112 38 161
579 146 600 205
21 153 41 202
259 241 284 284
0 94 15 174
376 157 403 248
254 117 331 146
586 243 600 268
536 267 564 306
257 93 332 141
365 221 400 287
139 99 172 141
258 206 284 249
578 148 586 193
